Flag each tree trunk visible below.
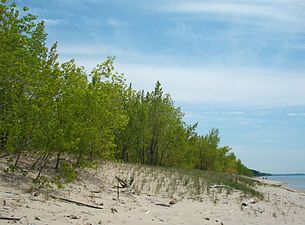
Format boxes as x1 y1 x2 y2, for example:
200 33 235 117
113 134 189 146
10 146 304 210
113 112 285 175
0 132 7 151
139 147 145 164
155 139 158 165
35 153 50 181
76 153 82 167
159 140 172 166
54 151 61 170
23 155 42 177
149 135 158 165
149 141 154 165
122 144 128 162
14 151 21 167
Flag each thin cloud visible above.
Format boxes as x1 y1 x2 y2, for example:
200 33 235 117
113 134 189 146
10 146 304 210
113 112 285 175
42 19 67 26
287 113 305 117
58 44 148 62
156 0 305 32
106 19 127 28
160 1 301 21
58 44 121 56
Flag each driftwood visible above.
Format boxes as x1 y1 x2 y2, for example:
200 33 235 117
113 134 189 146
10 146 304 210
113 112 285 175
210 184 232 189
155 203 171 207
116 179 119 199
0 216 21 221
50 195 103 209
115 176 128 188
115 176 129 200
241 199 256 207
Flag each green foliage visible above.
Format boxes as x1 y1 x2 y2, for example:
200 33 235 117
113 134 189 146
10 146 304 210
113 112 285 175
59 162 78 183
32 176 52 188
31 175 64 190
169 167 261 198
3 164 17 173
0 1 254 192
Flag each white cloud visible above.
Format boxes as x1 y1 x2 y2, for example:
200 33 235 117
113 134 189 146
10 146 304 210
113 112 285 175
287 113 305 117
57 43 181 71
42 19 67 26
56 43 305 107
117 64 305 106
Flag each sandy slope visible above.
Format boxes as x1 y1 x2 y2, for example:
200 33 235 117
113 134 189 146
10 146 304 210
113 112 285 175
0 161 305 225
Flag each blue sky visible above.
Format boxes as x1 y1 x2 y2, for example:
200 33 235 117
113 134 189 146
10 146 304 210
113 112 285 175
16 0 305 173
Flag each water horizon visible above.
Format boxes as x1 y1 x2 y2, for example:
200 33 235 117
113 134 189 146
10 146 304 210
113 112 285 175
265 175 305 190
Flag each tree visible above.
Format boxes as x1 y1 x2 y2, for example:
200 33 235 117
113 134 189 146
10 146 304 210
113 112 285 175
0 1 253 181
0 1 60 167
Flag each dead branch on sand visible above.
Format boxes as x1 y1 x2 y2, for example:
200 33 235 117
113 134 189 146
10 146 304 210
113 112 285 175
50 194 103 209
0 216 21 221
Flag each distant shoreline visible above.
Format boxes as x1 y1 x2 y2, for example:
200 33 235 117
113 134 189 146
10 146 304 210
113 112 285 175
251 169 305 177
267 173 305 176
256 173 305 177
257 174 305 192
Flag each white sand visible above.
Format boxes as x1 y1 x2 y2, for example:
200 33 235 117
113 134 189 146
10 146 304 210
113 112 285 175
1 161 305 225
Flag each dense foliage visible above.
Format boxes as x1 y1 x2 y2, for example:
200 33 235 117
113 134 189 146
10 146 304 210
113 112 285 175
0 1 253 181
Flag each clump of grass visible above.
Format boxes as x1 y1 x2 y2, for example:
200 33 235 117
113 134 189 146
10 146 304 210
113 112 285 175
165 167 263 198
115 162 263 199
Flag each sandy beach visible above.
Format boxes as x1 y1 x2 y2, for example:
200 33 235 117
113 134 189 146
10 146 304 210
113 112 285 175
1 161 305 225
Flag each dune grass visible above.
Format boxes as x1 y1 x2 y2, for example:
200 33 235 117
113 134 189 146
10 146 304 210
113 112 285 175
116 162 263 199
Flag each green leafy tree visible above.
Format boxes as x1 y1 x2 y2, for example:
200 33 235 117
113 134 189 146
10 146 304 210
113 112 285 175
1 1 60 167
1 1 254 181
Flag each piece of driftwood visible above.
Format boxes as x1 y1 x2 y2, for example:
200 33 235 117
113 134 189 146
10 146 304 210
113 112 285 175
0 216 21 221
117 179 120 199
155 203 171 207
111 208 118 213
242 199 256 207
115 176 129 200
157 216 165 222
115 176 128 188
210 184 232 189
50 195 103 209
169 197 177 205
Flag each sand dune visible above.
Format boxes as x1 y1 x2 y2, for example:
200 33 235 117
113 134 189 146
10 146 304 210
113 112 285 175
1 161 305 225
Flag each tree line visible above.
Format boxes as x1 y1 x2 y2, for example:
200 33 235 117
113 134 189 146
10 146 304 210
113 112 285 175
0 1 253 182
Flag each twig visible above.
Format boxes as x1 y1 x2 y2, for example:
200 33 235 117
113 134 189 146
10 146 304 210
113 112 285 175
155 203 171 207
50 195 103 209
117 179 119 199
0 154 10 159
82 211 95 216
0 216 21 221
157 216 165 222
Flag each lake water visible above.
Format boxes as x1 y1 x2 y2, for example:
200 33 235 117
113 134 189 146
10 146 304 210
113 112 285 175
265 175 305 190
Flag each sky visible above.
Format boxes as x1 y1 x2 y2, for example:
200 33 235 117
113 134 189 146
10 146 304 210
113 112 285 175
15 0 305 173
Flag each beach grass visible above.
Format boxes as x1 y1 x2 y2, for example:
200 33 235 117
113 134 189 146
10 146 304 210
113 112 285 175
115 162 263 199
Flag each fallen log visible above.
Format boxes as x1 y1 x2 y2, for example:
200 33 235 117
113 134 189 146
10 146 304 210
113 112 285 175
50 195 103 209
0 216 21 221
